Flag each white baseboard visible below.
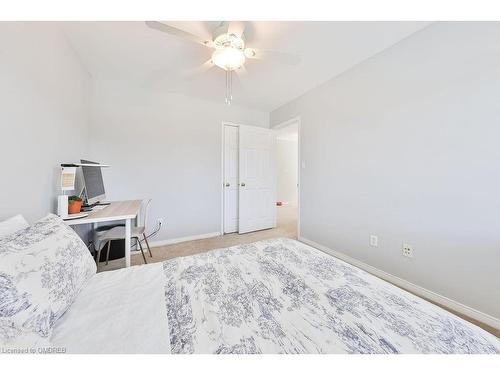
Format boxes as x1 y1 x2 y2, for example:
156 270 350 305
299 236 500 330
148 232 221 248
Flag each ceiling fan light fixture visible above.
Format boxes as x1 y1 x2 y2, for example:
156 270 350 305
145 21 301 105
212 47 246 71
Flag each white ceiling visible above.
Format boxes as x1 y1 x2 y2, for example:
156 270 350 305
63 21 430 112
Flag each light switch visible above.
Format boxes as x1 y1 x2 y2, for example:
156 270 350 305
301 161 306 169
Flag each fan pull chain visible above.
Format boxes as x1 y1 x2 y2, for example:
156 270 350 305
225 69 233 105
225 70 229 105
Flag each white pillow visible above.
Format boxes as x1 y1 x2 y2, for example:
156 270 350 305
0 215 29 237
0 214 96 347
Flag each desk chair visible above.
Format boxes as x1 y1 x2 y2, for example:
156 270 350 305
94 199 153 270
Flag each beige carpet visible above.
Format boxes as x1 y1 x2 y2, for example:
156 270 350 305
98 205 499 338
100 204 297 272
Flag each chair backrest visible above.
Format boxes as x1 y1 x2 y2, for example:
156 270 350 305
138 199 152 229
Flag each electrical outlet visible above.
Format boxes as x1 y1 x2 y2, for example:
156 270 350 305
402 243 413 258
369 235 378 247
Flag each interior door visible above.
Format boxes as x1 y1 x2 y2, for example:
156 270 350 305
238 125 276 234
223 125 239 233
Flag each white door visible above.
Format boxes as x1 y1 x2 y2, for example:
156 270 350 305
223 125 239 233
238 125 276 234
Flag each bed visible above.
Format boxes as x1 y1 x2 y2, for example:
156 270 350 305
2 215 499 354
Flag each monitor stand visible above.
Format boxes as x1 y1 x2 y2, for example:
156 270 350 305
80 205 94 212
82 201 111 211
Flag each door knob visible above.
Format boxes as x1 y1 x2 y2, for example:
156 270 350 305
225 182 230 187
240 182 246 187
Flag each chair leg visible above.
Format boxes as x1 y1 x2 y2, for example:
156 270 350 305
137 237 147 264
143 233 152 258
105 241 111 265
96 247 102 272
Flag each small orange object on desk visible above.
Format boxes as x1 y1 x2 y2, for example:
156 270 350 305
68 196 83 214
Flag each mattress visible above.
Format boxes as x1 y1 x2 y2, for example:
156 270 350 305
53 238 500 354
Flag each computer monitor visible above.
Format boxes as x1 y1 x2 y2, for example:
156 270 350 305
80 159 106 205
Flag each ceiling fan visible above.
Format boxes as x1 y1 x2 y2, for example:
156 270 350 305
145 21 301 105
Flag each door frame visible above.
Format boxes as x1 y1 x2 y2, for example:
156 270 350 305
272 116 301 238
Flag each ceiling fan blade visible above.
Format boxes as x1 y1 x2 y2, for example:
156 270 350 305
228 21 246 38
145 21 214 48
245 48 301 66
141 59 214 88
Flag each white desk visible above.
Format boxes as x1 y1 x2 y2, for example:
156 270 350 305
64 200 142 268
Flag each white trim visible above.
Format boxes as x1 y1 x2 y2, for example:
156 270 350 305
273 116 301 238
147 232 221 248
272 116 301 130
220 122 227 235
299 236 500 330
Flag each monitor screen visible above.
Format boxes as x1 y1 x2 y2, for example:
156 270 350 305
81 159 106 204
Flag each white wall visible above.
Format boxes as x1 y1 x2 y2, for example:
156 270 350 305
271 22 500 319
0 23 90 223
89 79 268 242
276 139 298 206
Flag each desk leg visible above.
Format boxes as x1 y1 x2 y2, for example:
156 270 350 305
125 218 131 268
134 215 139 249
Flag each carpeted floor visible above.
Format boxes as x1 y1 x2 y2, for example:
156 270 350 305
99 204 298 272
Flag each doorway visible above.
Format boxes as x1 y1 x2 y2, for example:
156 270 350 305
274 118 300 238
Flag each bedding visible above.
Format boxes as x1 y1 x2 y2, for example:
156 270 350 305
0 214 29 237
0 214 96 347
48 237 500 354
162 238 499 354
51 263 170 354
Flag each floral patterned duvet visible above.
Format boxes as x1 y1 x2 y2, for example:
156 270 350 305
162 238 500 354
